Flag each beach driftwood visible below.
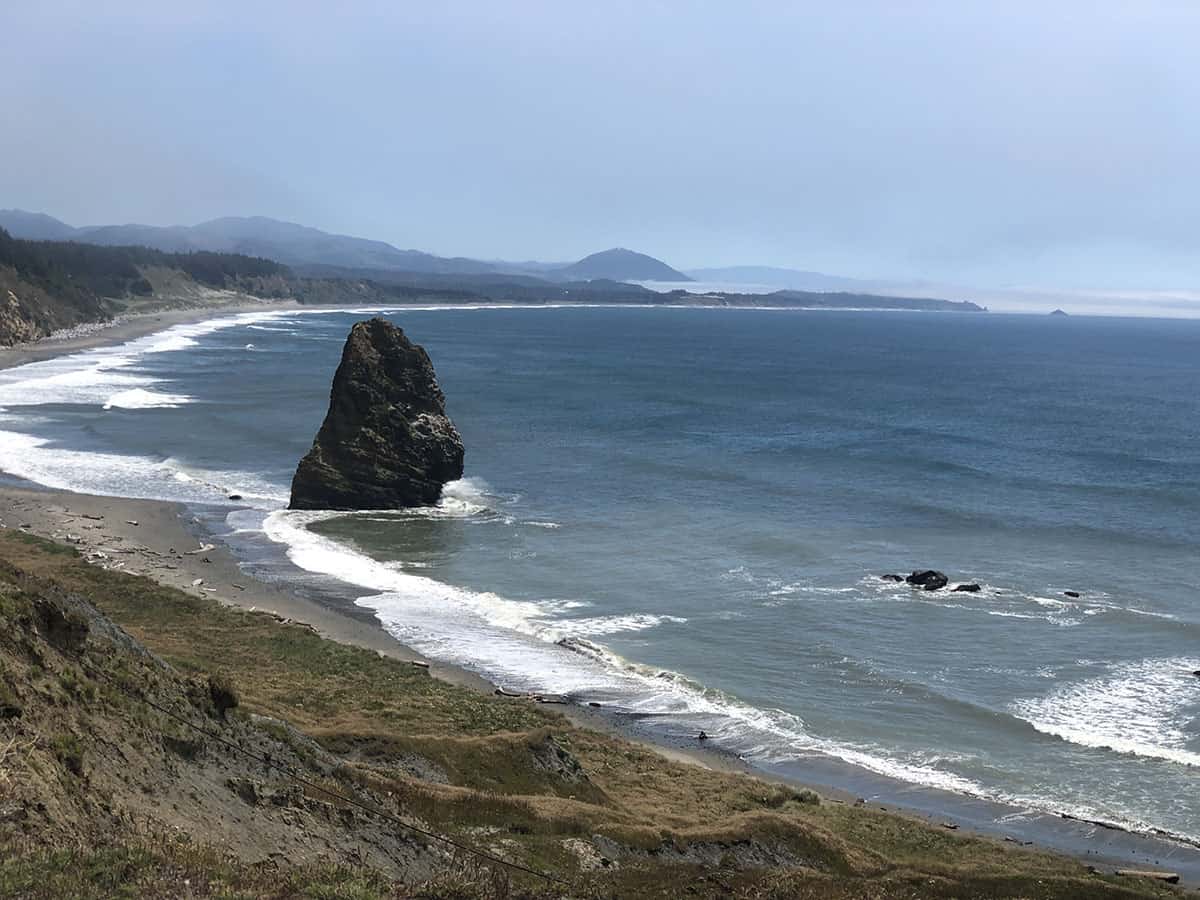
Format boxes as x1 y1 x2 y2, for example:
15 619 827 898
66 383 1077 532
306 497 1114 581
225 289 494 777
1115 869 1180 884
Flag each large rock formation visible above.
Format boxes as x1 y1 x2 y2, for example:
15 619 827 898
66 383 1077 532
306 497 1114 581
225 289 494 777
288 318 464 510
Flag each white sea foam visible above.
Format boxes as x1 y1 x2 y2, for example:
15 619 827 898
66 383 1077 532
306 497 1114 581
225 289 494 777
0 429 287 507
103 388 193 410
1011 657 1200 767
0 308 291 411
261 506 995 803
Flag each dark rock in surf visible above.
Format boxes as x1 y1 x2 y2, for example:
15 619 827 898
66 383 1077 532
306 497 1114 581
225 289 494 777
880 574 904 582
906 570 949 591
1063 590 1081 598
952 583 982 593
289 318 464 510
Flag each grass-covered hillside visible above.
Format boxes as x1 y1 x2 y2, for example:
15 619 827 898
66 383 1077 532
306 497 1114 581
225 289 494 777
0 529 1182 898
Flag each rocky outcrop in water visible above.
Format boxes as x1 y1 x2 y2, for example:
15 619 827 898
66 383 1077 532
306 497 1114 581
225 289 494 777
288 318 464 510
905 570 949 591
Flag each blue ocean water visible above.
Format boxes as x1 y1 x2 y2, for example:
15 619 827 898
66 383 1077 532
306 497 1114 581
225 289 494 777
2 306 1198 841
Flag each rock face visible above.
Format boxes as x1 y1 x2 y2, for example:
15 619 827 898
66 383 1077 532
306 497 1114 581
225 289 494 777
289 318 464 510
906 570 949 591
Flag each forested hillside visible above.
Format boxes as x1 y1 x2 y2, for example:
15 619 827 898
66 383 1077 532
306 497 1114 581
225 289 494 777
0 228 290 344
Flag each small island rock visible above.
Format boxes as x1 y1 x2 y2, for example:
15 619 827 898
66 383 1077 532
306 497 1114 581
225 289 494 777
906 570 949 591
289 318 464 510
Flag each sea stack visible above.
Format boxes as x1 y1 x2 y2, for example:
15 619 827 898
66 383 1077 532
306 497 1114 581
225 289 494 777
288 318 464 510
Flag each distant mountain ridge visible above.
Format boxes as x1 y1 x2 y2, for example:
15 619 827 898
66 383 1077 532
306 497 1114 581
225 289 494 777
0 211 691 283
0 210 984 334
555 247 691 282
0 211 499 276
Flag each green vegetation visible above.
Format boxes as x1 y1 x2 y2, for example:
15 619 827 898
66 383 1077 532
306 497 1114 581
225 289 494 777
0 227 297 343
0 227 288 298
0 530 1183 898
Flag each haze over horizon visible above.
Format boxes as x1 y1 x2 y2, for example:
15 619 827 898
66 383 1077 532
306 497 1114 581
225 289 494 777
3 2 1200 297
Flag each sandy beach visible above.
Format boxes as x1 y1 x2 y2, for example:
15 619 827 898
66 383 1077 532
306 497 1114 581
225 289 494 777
2 305 1198 887
0 300 308 371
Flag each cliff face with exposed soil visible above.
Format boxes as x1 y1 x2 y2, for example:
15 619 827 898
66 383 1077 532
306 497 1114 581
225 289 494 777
289 318 464 510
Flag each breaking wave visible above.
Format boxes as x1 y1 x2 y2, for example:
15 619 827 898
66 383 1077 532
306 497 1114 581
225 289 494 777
1011 657 1200 768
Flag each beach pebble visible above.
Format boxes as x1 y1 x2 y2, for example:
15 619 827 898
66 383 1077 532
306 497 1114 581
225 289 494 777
191 578 204 587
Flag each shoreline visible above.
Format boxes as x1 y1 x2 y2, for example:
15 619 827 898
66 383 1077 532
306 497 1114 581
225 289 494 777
0 299 309 371
0 481 747 779
6 480 1198 883
1 303 1198 885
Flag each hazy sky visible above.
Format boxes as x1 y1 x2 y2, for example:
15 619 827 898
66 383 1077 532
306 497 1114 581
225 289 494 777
3 1 1199 289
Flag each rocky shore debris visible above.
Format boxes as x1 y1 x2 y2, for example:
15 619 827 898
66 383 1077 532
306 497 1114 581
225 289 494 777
905 570 949 591
289 318 465 510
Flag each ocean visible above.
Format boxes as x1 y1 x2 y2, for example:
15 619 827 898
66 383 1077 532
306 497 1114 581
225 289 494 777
2 305 1197 844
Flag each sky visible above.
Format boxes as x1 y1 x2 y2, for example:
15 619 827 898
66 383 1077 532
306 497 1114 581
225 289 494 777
2 1 1199 291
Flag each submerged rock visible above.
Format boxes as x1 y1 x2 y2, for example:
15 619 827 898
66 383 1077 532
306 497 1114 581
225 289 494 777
952 583 982 593
880 574 904 582
289 318 464 510
906 570 949 591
